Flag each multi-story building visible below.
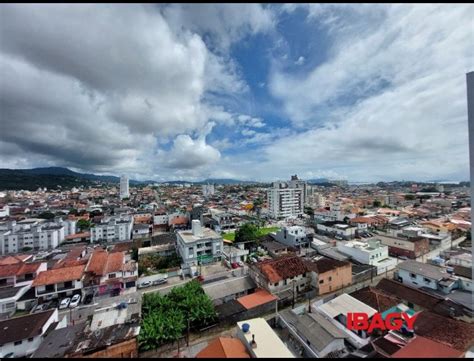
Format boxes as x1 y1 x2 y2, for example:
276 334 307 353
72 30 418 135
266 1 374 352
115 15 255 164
176 220 223 276
273 226 309 249
32 264 85 301
336 239 396 275
267 175 306 219
0 219 71 255
120 175 130 200
202 184 215 197
89 216 133 243
249 255 311 294
316 221 357 240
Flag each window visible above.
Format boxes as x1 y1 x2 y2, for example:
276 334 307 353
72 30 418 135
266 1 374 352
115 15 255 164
319 280 324 284
28 338 34 342
410 273 416 279
109 273 116 279
423 278 431 283
14 340 22 346
329 276 332 281
274 282 279 287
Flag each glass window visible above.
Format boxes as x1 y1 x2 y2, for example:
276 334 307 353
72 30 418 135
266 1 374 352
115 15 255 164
319 280 324 284
14 340 22 346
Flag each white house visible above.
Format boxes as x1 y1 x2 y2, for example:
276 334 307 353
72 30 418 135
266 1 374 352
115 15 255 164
273 226 309 248
0 308 58 357
337 239 396 275
395 260 458 294
176 220 223 276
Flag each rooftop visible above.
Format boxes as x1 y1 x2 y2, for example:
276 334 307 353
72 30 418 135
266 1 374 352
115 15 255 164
178 227 221 243
237 288 277 310
392 335 464 358
317 293 377 319
196 337 250 358
33 264 85 286
0 309 56 345
397 260 448 280
237 317 294 358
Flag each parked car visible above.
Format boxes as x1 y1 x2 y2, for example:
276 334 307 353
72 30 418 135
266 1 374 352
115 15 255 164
196 275 205 282
59 298 71 310
152 278 168 286
69 294 81 308
250 257 258 263
138 281 152 289
231 262 239 269
398 255 408 260
237 261 244 267
34 303 50 313
4 353 14 358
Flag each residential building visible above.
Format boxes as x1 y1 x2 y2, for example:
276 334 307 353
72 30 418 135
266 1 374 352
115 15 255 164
316 221 357 240
375 235 429 259
395 260 458 294
32 264 85 301
304 257 352 295
176 220 223 276
0 309 58 358
313 293 377 348
273 226 310 248
267 175 306 219
249 255 311 294
337 239 396 275
83 249 138 297
90 215 134 243
120 175 129 200
0 219 70 255
236 317 295 358
202 184 215 197
278 307 347 358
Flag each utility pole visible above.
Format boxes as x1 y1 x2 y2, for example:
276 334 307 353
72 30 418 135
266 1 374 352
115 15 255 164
187 316 191 347
292 280 296 309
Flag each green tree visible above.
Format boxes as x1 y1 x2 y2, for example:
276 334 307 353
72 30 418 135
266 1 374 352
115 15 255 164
404 194 416 201
38 211 55 220
234 223 259 243
77 219 92 231
304 206 314 217
373 200 382 208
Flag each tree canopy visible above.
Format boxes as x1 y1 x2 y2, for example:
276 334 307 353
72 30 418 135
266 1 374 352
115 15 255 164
234 222 259 243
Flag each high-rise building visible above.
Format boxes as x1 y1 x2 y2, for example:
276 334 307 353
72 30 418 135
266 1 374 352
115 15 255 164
120 175 129 199
267 175 306 219
202 184 215 197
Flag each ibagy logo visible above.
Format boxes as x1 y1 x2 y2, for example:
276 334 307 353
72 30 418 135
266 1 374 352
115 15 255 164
346 312 418 333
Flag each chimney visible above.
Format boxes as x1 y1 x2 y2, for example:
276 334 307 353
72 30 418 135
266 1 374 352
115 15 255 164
192 219 203 237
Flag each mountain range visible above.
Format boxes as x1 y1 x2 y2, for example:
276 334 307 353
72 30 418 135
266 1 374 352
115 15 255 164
0 167 260 190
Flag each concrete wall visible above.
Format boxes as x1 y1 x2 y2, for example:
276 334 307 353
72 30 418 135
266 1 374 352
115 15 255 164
316 264 352 295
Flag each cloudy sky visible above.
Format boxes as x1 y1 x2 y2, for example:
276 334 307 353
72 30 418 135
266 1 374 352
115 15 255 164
0 4 472 182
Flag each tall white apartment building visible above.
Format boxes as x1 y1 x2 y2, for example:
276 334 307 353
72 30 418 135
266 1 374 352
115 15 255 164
120 175 130 199
202 184 215 197
267 175 306 219
89 215 134 243
0 219 70 255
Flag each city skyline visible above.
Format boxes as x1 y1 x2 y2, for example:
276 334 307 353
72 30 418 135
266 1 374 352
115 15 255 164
0 4 473 183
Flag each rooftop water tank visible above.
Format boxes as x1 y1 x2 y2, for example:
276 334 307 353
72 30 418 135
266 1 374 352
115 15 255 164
242 323 250 333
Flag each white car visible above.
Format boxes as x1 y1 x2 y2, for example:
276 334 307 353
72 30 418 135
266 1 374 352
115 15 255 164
59 298 71 310
138 281 152 289
237 261 244 267
69 294 81 308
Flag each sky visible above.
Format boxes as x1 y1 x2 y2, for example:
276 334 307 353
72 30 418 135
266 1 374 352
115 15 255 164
0 4 472 182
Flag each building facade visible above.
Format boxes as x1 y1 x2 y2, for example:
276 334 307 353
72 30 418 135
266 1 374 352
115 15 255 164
267 175 306 219
120 175 130 200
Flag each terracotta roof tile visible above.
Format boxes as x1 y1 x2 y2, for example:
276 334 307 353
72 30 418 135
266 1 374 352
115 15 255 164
257 255 309 283
413 311 474 352
237 288 277 310
392 335 464 358
196 337 250 358
33 265 85 286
